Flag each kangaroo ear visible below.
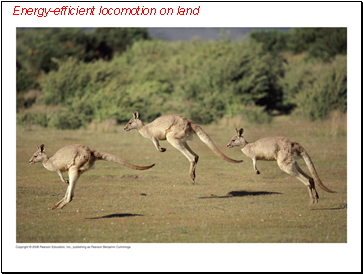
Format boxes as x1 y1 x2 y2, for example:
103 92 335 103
238 128 244 137
132 111 139 119
40 144 45 152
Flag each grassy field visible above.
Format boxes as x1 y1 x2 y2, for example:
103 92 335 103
15 115 347 243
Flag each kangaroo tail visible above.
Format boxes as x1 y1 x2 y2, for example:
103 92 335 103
297 144 336 193
190 122 243 163
92 150 155 170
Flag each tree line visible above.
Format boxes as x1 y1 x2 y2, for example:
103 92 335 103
16 28 347 129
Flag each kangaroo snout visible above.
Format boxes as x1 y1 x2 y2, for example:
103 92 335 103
227 143 234 148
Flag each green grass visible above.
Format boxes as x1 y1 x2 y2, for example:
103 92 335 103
16 116 347 243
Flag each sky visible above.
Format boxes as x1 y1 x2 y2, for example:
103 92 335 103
147 27 290 41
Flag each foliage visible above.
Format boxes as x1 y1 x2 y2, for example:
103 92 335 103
281 55 347 121
31 39 285 128
250 28 347 61
16 61 38 93
91 28 149 60
17 28 347 129
242 105 272 124
17 111 49 127
50 97 95 129
249 29 287 53
287 28 347 61
16 28 149 94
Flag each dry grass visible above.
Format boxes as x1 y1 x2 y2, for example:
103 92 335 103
16 116 347 243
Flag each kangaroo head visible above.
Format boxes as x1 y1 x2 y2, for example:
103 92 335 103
227 128 246 148
29 144 46 164
124 111 142 131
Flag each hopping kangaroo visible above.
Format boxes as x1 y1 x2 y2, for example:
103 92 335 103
124 111 243 183
29 144 155 209
227 128 336 203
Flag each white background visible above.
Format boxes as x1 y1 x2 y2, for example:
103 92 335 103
1 1 361 272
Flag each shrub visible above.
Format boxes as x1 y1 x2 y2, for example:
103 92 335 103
287 28 347 61
48 108 83 130
33 39 283 128
250 28 347 61
17 111 49 127
16 28 149 94
241 105 272 124
283 55 347 120
18 31 347 129
48 98 95 130
249 29 288 53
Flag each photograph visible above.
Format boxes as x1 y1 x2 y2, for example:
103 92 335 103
2 1 361 272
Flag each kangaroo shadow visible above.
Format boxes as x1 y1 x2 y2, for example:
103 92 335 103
199 190 282 199
85 213 143 220
310 206 347 211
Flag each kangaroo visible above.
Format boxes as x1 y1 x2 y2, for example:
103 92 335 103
124 111 243 184
227 128 336 203
28 144 155 210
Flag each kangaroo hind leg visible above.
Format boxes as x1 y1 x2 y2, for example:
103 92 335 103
295 162 319 201
277 158 318 203
52 167 80 210
167 136 198 184
184 141 199 182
